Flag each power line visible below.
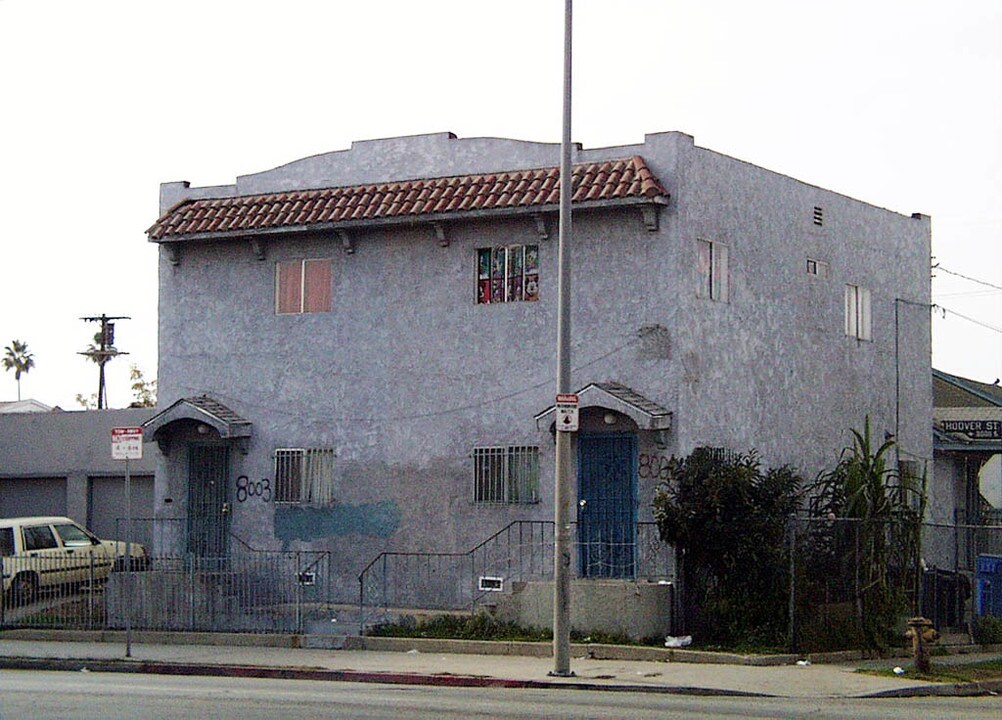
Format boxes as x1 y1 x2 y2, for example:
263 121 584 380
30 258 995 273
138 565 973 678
176 333 645 426
936 304 1002 335
934 265 1002 292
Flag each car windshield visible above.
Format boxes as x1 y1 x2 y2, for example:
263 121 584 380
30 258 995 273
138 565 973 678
54 523 96 547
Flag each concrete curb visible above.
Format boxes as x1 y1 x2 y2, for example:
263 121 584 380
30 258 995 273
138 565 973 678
3 628 999 666
861 680 1002 698
0 655 772 697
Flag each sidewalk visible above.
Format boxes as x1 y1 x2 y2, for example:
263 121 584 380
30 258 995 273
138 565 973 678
4 631 999 698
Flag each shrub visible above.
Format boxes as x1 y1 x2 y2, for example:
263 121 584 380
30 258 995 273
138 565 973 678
652 448 802 646
973 615 1002 646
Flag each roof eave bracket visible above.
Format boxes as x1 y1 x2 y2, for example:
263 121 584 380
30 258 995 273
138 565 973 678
432 222 448 247
337 230 355 255
641 205 660 232
165 243 181 266
532 214 550 241
250 238 267 261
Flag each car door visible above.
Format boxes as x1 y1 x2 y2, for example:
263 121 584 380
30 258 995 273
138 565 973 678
53 521 110 583
1 526 15 595
20 524 66 590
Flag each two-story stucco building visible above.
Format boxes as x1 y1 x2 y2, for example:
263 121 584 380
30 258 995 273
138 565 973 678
143 130 932 606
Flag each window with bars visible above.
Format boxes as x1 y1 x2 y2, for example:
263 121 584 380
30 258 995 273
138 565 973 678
274 448 336 504
276 259 332 314
844 284 872 341
696 239 729 302
473 446 540 504
476 245 539 304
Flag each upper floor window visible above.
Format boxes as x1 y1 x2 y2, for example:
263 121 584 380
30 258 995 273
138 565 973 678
274 447 336 504
844 284 872 341
276 259 332 314
473 445 540 504
806 258 829 277
477 245 539 304
696 239 729 302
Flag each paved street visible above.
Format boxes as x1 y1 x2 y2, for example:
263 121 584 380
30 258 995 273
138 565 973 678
1 670 1000 720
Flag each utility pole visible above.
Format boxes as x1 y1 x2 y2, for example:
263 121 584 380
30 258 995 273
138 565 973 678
551 0 574 678
79 314 130 409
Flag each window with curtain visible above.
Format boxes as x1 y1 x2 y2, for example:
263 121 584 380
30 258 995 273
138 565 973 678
275 259 332 314
274 448 335 504
844 284 872 341
473 445 540 504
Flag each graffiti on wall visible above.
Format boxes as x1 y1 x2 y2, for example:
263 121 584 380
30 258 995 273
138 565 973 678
637 453 671 481
235 475 272 502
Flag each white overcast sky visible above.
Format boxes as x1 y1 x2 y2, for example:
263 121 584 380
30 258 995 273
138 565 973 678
1 0 1000 409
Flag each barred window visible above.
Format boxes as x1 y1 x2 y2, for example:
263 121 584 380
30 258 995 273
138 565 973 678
274 448 335 504
473 446 540 504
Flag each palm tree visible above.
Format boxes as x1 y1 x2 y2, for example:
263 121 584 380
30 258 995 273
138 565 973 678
2 340 35 401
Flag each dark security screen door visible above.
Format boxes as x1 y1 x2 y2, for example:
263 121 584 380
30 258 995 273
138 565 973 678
577 434 637 578
187 444 230 558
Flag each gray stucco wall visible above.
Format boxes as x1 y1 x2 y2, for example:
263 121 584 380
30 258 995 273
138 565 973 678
153 132 931 600
0 408 156 529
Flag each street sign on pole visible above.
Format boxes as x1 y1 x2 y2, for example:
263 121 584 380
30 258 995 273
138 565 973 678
555 393 579 432
111 426 142 658
111 427 143 460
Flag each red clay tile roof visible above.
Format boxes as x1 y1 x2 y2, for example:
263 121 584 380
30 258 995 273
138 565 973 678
148 156 668 241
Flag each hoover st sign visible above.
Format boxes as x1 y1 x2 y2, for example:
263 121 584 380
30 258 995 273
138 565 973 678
940 419 1002 441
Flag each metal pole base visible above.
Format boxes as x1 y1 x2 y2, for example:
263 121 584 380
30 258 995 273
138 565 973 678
547 670 577 678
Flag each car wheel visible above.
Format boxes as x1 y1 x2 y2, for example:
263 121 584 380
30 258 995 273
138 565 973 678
11 573 38 606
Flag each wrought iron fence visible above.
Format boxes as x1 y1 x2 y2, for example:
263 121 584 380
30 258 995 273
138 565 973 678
2 549 334 635
783 517 1002 652
358 520 674 630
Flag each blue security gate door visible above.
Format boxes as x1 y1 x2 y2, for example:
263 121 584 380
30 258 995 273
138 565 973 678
577 433 637 578
187 444 231 558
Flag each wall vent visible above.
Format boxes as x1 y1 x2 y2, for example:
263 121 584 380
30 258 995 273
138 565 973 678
813 206 824 226
478 576 504 592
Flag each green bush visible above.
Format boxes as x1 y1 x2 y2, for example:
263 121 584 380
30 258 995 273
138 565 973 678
973 615 1002 645
652 448 802 646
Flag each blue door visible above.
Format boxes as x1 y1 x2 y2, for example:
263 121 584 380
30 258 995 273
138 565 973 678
187 444 230 558
577 433 637 578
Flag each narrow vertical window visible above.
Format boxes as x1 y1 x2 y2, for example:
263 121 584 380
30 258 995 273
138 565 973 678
303 259 332 313
276 260 303 314
697 239 729 302
844 284 872 341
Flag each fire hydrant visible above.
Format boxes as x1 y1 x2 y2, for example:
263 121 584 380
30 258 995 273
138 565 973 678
905 617 939 674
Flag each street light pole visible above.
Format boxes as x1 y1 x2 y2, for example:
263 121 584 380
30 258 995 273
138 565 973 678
551 0 574 678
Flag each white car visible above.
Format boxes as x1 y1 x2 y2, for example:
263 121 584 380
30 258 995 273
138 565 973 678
1 516 148 605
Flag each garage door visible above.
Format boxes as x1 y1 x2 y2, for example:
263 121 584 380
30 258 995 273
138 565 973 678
0 477 67 518
87 475 155 548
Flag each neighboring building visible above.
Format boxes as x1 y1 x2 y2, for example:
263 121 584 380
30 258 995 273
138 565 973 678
0 399 57 414
0 408 157 546
144 131 932 605
932 369 1002 526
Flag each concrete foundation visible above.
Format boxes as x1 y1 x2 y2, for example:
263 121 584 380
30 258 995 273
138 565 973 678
489 579 673 641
